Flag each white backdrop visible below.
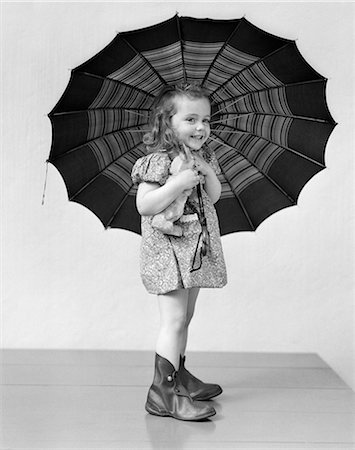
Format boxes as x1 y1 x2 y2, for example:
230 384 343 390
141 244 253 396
2 1 354 389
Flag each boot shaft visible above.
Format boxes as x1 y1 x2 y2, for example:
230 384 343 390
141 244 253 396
152 353 177 386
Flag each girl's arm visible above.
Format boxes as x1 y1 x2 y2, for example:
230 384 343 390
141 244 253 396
194 155 222 204
137 169 199 216
203 168 222 204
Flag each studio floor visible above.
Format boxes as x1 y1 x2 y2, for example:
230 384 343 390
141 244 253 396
1 350 354 450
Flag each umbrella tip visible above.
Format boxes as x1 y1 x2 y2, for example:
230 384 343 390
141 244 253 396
41 161 49 206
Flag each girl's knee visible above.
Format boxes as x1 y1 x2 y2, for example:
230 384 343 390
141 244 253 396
161 313 187 334
158 289 189 332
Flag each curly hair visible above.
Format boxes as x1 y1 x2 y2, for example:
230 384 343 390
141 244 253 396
143 83 211 155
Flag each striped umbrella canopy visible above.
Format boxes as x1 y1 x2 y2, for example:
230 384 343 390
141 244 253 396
48 15 336 235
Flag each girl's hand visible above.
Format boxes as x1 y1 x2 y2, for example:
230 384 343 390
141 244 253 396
193 154 213 176
175 168 200 191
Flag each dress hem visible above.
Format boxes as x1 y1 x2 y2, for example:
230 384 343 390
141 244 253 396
144 281 227 296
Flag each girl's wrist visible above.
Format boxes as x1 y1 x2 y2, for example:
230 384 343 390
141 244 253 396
171 172 190 194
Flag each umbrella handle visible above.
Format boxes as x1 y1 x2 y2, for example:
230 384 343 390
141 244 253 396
196 182 210 253
190 183 211 272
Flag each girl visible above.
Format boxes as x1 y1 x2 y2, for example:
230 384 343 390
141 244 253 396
131 84 227 421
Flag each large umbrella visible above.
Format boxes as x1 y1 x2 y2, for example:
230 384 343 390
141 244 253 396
48 15 336 235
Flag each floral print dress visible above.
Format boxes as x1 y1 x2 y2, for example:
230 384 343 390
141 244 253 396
131 147 227 295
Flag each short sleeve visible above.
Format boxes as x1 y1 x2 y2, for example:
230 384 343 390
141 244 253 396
201 147 221 175
131 152 171 186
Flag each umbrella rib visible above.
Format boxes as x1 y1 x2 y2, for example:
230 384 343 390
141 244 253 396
105 185 135 229
68 141 143 201
50 108 150 117
50 124 148 161
213 123 326 168
211 79 329 118
209 132 297 205
201 20 242 88
176 15 187 83
120 37 168 87
74 71 155 100
212 110 331 125
210 42 295 99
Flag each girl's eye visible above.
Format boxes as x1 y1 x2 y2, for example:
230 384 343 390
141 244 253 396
203 119 210 124
186 118 195 123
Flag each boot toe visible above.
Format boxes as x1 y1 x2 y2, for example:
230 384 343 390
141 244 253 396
191 383 223 401
190 402 216 420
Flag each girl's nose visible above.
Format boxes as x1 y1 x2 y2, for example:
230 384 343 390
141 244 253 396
196 121 204 131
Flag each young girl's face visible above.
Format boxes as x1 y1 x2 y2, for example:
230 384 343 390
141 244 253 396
170 96 211 151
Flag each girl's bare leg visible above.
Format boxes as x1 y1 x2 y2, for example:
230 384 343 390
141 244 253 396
180 287 200 357
156 288 189 370
177 287 222 401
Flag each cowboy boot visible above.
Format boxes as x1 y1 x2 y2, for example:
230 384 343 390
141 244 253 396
145 353 216 421
179 355 223 401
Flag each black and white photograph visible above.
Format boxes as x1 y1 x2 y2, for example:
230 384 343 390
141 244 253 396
1 1 354 449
